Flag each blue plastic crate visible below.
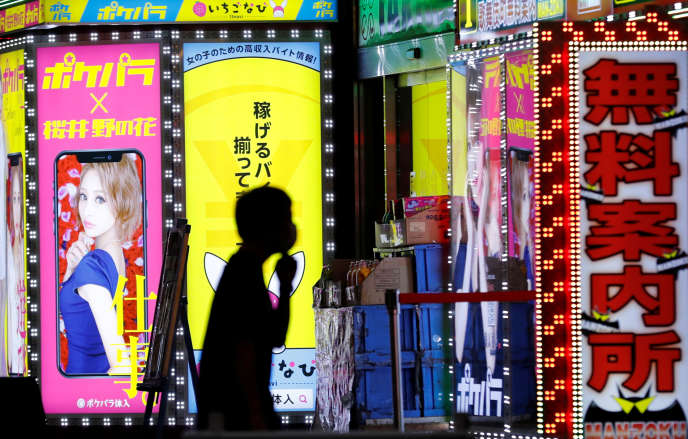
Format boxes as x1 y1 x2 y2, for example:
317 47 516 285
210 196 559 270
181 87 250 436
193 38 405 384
414 244 450 292
352 304 453 422
353 362 451 421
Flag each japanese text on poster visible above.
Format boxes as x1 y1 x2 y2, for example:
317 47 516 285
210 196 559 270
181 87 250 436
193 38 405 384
37 43 163 414
183 41 322 412
580 50 688 437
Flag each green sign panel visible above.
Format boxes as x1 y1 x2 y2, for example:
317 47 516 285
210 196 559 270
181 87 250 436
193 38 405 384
359 0 455 47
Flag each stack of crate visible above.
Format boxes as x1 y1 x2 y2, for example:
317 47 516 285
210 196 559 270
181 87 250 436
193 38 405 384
351 303 453 425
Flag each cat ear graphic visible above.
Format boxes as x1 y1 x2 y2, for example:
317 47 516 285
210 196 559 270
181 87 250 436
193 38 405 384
204 252 227 292
203 250 305 297
204 251 305 356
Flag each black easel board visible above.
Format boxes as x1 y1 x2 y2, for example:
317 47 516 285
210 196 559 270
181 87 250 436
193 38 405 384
138 218 190 392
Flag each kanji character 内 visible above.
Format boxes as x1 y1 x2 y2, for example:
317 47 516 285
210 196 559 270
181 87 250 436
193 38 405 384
584 59 678 125
591 265 675 327
586 200 677 261
587 331 680 392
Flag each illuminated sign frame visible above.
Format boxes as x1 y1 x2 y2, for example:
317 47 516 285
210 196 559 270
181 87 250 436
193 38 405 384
17 25 333 429
0 37 30 379
533 7 688 439
448 37 540 437
179 26 335 424
180 26 335 268
23 28 178 427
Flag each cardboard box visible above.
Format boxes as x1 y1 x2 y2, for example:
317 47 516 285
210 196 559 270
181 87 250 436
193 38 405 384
403 195 450 217
404 196 451 245
360 257 414 305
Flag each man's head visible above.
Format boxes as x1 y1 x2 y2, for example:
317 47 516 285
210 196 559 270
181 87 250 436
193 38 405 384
236 186 296 254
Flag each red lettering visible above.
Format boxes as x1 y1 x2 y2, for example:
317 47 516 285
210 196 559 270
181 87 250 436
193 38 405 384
588 331 680 392
616 422 630 439
631 422 644 439
658 422 672 439
645 422 658 439
584 59 678 125
591 266 676 326
606 422 617 439
587 201 677 261
584 131 678 196
588 422 604 439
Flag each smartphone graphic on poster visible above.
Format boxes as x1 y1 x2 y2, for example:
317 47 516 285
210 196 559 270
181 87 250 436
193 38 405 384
54 149 146 376
6 153 27 376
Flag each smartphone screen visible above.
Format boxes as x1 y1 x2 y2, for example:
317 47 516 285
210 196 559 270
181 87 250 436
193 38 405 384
55 150 146 376
5 153 27 376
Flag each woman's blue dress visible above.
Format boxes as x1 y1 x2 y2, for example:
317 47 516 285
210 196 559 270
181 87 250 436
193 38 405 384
59 249 119 374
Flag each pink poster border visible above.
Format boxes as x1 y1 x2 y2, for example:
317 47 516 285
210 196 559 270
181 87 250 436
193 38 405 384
37 42 163 415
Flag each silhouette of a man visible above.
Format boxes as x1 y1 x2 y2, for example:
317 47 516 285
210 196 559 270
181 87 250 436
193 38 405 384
198 186 297 431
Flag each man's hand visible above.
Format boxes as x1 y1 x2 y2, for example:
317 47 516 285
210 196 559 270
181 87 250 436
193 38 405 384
275 254 297 293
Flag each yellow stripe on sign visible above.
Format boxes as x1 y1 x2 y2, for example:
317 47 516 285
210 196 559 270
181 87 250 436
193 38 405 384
206 230 240 247
185 84 320 115
206 202 233 218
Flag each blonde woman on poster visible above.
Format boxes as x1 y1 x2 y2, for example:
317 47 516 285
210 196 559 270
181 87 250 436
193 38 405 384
7 157 26 375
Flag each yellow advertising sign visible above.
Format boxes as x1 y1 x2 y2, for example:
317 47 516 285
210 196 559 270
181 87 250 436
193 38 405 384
1 49 27 377
1 49 25 155
0 1 43 33
451 68 467 196
411 80 449 196
183 42 323 349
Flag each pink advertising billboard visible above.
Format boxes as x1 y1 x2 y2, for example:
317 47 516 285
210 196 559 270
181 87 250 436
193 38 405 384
37 43 162 414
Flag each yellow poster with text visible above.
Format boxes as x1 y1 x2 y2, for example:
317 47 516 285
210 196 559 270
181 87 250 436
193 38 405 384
1 49 27 377
184 47 322 350
1 49 26 155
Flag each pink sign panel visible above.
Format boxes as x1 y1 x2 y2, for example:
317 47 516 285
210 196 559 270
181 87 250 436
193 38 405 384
506 50 535 259
506 51 535 152
37 43 162 414
479 57 503 258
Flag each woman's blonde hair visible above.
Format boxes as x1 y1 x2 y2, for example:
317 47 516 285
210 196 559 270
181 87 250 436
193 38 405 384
78 153 142 241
